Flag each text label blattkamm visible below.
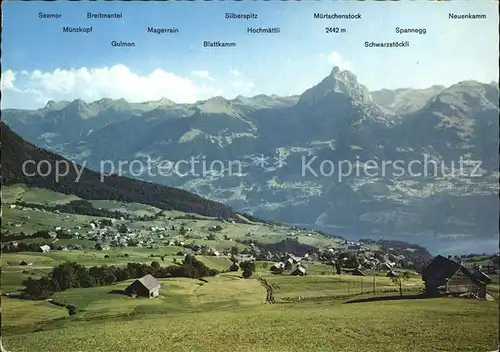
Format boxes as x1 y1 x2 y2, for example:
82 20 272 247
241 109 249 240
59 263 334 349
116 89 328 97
203 41 236 47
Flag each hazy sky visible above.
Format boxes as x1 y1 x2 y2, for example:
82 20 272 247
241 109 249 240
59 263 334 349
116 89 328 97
1 0 498 109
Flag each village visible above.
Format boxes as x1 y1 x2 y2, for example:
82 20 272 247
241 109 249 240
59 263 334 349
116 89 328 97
2 201 499 302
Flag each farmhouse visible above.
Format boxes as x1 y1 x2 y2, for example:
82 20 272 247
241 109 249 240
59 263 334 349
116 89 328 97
290 266 306 276
421 255 487 299
270 262 284 273
125 274 161 298
19 260 33 266
39 245 50 253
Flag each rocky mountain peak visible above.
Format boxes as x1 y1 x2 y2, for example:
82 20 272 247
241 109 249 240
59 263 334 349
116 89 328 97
297 66 371 106
201 96 231 107
43 100 70 111
158 97 176 105
45 100 57 109
68 99 88 111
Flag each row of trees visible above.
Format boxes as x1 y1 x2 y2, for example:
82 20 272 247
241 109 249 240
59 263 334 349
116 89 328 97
22 255 218 300
1 229 73 244
14 200 129 220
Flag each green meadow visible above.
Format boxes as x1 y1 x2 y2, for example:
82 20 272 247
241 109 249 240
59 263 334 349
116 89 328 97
1 186 498 351
2 273 498 352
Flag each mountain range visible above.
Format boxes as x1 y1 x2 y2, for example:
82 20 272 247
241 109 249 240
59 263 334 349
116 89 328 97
2 66 499 249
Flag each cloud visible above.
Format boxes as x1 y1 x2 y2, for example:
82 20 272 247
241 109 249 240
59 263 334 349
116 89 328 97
322 52 353 71
1 64 223 109
191 70 215 81
1 70 17 90
229 70 256 96
230 69 241 77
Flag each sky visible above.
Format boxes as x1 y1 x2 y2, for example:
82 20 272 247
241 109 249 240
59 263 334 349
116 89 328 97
1 0 498 109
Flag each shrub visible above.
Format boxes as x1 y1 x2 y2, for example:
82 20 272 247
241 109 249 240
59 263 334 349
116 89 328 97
67 304 78 316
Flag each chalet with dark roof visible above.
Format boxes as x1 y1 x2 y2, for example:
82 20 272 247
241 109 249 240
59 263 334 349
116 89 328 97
125 274 161 298
290 266 306 276
421 255 487 298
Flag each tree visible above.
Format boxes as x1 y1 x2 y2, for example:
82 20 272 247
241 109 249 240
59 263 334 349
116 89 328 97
22 276 53 300
230 246 239 255
179 226 187 236
151 261 161 272
373 251 385 261
335 261 342 275
67 304 78 316
390 272 410 296
100 219 113 227
207 233 216 240
240 261 255 279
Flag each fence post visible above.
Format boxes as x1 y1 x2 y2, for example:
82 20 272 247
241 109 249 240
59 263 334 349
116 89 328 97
348 280 350 294
373 276 376 294
361 278 364 293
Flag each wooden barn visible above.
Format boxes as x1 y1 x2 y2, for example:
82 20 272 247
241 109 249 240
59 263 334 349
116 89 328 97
125 274 161 298
421 255 487 299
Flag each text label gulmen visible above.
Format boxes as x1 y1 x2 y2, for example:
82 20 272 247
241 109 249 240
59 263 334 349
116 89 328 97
111 41 135 47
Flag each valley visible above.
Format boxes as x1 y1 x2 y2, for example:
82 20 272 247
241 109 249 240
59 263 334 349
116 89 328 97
3 67 499 252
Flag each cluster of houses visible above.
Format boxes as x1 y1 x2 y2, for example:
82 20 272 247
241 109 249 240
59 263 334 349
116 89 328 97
118 253 496 301
316 244 407 277
269 254 307 276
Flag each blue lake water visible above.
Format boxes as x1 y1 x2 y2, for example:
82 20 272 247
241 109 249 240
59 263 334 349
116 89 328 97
292 223 499 255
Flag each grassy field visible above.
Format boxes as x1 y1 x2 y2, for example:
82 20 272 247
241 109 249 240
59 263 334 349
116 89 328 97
2 185 498 351
2 274 498 352
2 255 497 352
